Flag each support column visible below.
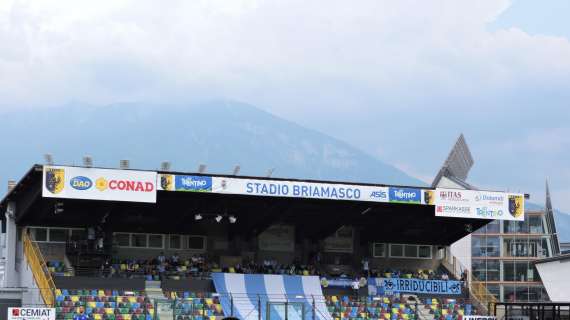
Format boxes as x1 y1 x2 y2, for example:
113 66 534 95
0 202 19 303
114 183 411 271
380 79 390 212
4 201 18 287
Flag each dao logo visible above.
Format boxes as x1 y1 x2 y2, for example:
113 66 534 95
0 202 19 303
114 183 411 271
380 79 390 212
70 176 92 190
370 190 388 200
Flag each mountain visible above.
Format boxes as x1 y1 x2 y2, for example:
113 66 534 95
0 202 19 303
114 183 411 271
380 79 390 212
0 101 424 191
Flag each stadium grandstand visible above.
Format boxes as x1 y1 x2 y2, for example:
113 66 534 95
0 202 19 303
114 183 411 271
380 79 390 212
0 137 542 320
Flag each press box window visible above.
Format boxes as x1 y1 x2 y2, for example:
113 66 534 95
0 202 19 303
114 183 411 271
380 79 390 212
373 243 385 257
115 233 130 247
148 235 164 249
49 229 68 242
188 236 205 250
418 246 432 258
404 245 417 257
30 228 48 242
132 234 147 248
390 244 403 257
169 235 182 249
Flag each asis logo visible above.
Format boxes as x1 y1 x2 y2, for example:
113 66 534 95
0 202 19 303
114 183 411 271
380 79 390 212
96 177 108 191
370 190 387 200
45 168 65 194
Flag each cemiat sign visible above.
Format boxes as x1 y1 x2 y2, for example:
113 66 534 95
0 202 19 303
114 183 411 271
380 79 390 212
42 166 157 203
8 308 56 320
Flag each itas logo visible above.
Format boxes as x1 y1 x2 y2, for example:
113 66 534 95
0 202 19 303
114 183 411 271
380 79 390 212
439 190 464 201
12 308 19 316
175 175 212 192
389 187 421 203
70 176 93 190
370 190 388 200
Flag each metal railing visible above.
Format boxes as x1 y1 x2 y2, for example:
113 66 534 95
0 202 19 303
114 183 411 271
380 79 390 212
23 232 56 307
442 253 497 314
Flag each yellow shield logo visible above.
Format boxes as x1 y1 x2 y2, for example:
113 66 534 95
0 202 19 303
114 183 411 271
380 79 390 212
508 195 524 218
45 168 65 194
160 174 173 191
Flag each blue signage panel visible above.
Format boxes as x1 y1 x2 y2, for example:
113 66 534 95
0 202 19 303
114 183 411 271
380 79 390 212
388 187 422 204
174 175 212 192
368 278 463 295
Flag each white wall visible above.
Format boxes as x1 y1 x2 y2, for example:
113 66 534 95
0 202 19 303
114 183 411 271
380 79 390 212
450 234 471 272
535 258 570 301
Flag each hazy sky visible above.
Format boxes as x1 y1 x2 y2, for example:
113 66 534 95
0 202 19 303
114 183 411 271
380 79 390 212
1 0 569 211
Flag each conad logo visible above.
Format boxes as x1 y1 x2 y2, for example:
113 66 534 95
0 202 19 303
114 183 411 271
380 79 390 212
95 177 154 192
70 176 93 190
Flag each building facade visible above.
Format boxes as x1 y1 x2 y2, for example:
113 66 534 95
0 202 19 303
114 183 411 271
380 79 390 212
471 197 560 302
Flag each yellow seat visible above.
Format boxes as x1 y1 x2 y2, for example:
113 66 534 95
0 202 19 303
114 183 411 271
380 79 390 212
210 316 216 320
98 290 105 297
384 313 390 320
198 309 204 315
128 297 136 303
215 305 222 313
120 264 127 271
170 292 177 299
442 309 448 315
105 308 114 315
88 302 96 308
458 310 464 316
303 270 309 276
384 273 391 278
71 296 79 302
180 266 187 271
383 297 390 304
331 296 338 303
392 308 399 314
205 298 213 306
93 314 102 320
403 314 409 320
123 315 131 320
148 309 154 316
229 267 236 273
55 289 62 296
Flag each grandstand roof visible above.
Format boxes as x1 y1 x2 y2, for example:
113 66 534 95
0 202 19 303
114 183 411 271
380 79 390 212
0 164 491 245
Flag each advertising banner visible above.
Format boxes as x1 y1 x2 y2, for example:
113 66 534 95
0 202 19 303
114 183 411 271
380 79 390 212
434 188 524 221
388 187 422 204
209 177 392 203
158 174 212 192
463 317 497 320
368 278 463 295
42 166 157 203
8 308 56 320
320 277 355 288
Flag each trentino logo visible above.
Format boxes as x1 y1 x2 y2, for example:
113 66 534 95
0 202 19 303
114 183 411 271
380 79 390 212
175 175 212 192
389 187 421 203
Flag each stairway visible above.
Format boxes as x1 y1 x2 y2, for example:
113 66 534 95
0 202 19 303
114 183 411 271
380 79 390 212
416 303 435 320
145 280 172 320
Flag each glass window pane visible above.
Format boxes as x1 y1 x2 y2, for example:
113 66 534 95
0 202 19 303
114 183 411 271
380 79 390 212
71 229 86 241
418 246 431 258
390 244 403 257
487 261 500 281
472 260 486 281
486 221 500 233
373 243 385 257
115 233 130 247
148 235 163 248
49 229 68 242
132 234 147 248
30 228 48 242
188 236 205 250
404 245 417 258
504 261 515 281
170 235 181 249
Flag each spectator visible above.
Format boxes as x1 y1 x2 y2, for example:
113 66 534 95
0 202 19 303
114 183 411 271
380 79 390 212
157 252 166 264
361 257 369 277
171 253 179 266
73 308 88 320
